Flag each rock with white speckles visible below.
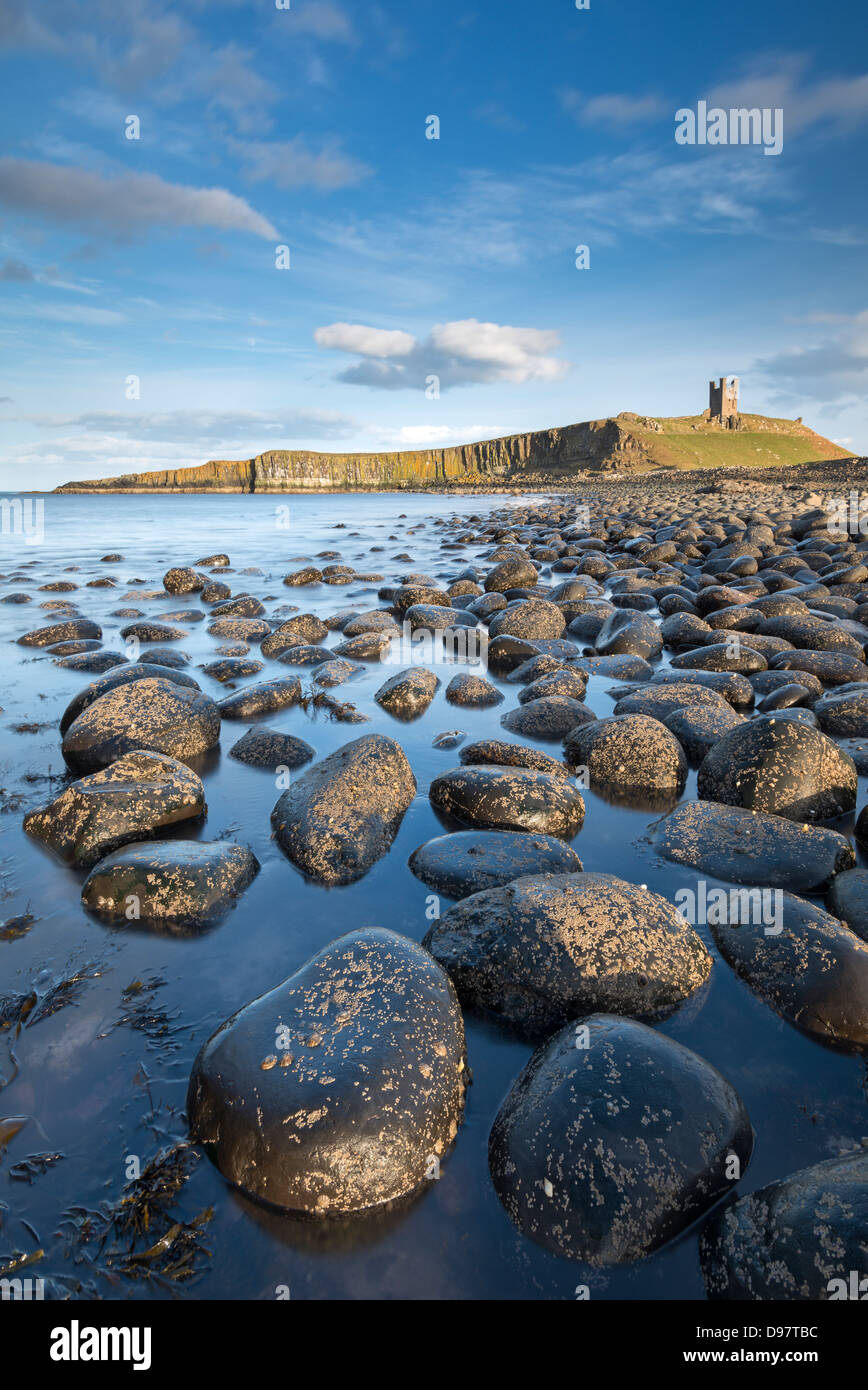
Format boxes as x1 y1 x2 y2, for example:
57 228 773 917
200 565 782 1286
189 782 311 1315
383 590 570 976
564 713 687 797
424 872 711 1037
187 927 467 1215
649 800 856 893
82 839 259 932
429 764 584 838
374 667 440 719
23 751 205 869
271 734 415 884
61 677 221 772
697 717 857 821
489 1013 752 1263
700 1151 868 1299
709 891 868 1049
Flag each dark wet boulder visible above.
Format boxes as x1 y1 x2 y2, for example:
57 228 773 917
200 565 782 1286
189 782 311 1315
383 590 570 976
228 726 315 770
857 803 868 849
570 653 654 680
644 668 755 708
814 684 868 737
207 617 271 641
662 702 745 762
486 635 543 674
517 668 587 703
459 739 570 777
121 620 188 644
276 643 330 667
826 868 868 943
770 649 868 686
444 673 503 707
697 717 857 821
17 618 101 647
201 658 264 683
23 751 204 869
342 610 401 637
430 764 584 838
757 681 814 712
484 555 538 593
409 830 582 898
392 584 452 616
758 612 866 658
82 839 259 932
424 873 710 1036
649 800 856 893
209 594 266 618
55 651 128 674
710 891 868 1049
333 630 395 660
700 1151 868 1300
61 677 221 773
564 714 686 795
283 566 322 586
261 614 328 657
59 662 201 735
595 609 663 660
187 928 467 1215
195 553 230 567
217 676 301 719
488 1013 751 1263
614 681 734 724
489 598 565 641
375 667 440 719
271 734 415 885
163 566 204 594
501 695 595 742
670 643 767 674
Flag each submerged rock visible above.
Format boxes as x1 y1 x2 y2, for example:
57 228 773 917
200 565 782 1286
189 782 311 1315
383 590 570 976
228 726 315 770
187 928 467 1214
23 751 205 869
271 734 415 884
409 830 582 898
61 677 221 773
700 1151 868 1300
82 840 259 932
501 695 595 741
424 872 710 1036
488 1013 752 1263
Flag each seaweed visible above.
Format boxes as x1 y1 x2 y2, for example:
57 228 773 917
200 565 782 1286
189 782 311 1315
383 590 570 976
57 1143 212 1290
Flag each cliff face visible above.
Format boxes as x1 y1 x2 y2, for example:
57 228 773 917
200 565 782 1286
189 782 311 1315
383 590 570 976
53 414 850 493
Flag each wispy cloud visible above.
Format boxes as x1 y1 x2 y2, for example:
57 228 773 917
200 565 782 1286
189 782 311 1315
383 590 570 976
230 137 372 191
0 158 278 240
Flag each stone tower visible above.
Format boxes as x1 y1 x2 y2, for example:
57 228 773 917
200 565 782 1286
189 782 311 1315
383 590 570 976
708 376 739 424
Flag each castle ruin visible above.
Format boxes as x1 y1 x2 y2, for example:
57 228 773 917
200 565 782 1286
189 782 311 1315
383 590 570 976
708 376 739 427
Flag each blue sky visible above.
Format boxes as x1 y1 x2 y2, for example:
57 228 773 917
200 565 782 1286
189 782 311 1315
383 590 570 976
1 0 867 487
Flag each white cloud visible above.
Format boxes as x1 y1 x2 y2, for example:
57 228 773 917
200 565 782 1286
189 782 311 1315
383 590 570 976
315 317 569 390
314 322 415 357
753 308 868 405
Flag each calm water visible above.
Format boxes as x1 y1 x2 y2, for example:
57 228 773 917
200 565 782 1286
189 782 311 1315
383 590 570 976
0 492 865 1301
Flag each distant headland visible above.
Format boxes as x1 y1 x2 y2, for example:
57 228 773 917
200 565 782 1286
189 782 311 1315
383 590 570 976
53 387 852 494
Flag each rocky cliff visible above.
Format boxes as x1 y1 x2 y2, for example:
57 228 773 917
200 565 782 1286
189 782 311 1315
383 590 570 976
53 413 851 493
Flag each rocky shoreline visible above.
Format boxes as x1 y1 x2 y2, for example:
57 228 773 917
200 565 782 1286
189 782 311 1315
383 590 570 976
4 459 868 1293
